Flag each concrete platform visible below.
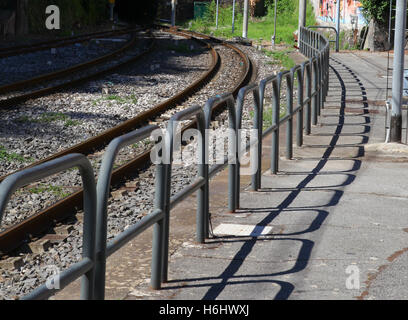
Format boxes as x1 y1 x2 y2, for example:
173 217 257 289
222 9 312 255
54 51 408 300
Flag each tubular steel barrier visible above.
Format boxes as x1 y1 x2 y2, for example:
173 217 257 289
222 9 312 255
306 25 339 52
0 26 330 299
93 125 160 299
0 154 97 300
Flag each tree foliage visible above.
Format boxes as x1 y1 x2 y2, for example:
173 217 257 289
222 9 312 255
359 0 390 26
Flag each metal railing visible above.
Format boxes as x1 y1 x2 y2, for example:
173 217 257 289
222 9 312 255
0 26 330 299
0 154 97 300
306 25 339 52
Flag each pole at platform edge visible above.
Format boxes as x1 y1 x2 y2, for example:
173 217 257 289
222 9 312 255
391 0 407 142
243 0 249 38
298 0 306 39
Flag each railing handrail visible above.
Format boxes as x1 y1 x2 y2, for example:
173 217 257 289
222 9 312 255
0 154 97 300
0 26 330 300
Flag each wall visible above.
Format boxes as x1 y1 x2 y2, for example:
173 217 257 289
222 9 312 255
311 0 366 27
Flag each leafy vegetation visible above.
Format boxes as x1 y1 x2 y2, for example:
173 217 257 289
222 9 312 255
28 184 71 198
359 0 390 26
16 112 80 127
0 145 27 162
186 0 316 45
263 48 295 70
93 94 138 106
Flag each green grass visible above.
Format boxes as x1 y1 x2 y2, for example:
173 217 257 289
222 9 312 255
263 48 295 70
93 94 138 106
28 184 71 198
64 119 81 127
249 99 286 131
37 112 69 123
184 0 316 46
0 145 26 162
16 112 80 127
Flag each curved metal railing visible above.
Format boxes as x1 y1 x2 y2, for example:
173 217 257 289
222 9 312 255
0 26 330 300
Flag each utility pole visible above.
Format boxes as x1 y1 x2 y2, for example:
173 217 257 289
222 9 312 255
243 0 249 38
272 0 277 46
391 0 407 142
171 0 176 26
216 0 219 29
108 0 115 22
298 0 306 37
232 0 236 33
335 0 340 52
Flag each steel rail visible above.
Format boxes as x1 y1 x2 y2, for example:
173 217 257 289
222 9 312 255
0 27 231 254
0 33 137 96
0 30 152 110
0 27 132 59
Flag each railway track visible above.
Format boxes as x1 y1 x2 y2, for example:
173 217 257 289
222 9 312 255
0 27 131 59
0 28 153 110
0 26 253 258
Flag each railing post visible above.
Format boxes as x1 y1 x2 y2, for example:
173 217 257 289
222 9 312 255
0 154 97 300
312 57 318 126
197 113 208 243
318 52 324 112
304 62 312 135
271 80 280 173
294 67 304 147
93 125 160 296
204 94 237 212
151 160 166 288
235 84 262 194
286 74 293 159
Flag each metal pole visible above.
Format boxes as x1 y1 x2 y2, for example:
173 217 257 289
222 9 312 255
171 0 176 26
391 0 407 142
335 0 340 51
298 0 306 38
386 0 393 101
108 0 115 22
243 0 249 38
272 0 277 46
232 0 236 33
216 0 219 29
109 4 114 21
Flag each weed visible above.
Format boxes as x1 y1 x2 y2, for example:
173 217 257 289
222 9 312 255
64 119 81 127
38 112 69 123
263 48 295 70
0 145 28 162
28 184 71 198
93 94 138 106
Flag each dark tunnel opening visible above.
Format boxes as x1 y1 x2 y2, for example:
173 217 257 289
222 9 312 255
115 0 158 25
